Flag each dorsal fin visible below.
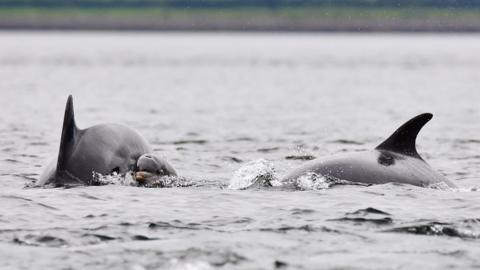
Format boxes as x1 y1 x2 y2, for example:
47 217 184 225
375 113 433 159
56 95 79 170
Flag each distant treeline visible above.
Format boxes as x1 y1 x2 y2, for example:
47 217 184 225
1 0 480 8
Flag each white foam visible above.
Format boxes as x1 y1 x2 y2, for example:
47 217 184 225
92 171 137 186
426 182 456 191
292 172 331 190
168 259 214 270
228 159 280 190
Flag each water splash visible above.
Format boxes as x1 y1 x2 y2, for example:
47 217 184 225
285 172 332 190
426 182 456 190
167 259 214 270
282 172 371 191
452 186 480 192
92 172 136 186
229 161 368 191
228 159 280 190
92 172 195 188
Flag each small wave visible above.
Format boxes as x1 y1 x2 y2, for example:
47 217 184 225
1 195 59 210
455 139 480 144
148 221 203 231
349 207 391 216
13 173 38 182
331 217 393 225
329 207 393 225
78 193 103 200
83 233 117 241
274 260 289 269
329 139 364 145
172 139 208 145
148 217 253 232
386 221 480 239
451 155 480 161
228 159 280 190
462 218 480 224
13 234 68 247
285 155 316 160
201 216 253 228
28 142 48 146
221 156 243 163
225 137 255 142
259 225 315 233
290 208 316 215
257 147 280 153
4 159 20 163
132 235 158 241
80 232 158 244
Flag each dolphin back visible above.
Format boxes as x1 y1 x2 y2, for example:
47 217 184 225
282 113 456 188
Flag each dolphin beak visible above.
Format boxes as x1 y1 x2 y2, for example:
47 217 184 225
135 171 154 183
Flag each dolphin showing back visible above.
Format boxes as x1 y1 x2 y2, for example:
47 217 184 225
283 113 456 188
39 95 176 186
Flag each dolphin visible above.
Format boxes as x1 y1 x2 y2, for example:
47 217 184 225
283 113 456 188
38 95 177 186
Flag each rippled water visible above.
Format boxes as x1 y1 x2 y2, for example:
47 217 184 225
1 32 480 269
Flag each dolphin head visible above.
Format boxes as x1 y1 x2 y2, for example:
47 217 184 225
134 153 177 184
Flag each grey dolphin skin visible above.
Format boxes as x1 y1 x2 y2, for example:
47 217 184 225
283 113 456 188
38 95 177 186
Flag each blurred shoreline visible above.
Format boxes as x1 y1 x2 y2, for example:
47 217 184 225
1 7 479 32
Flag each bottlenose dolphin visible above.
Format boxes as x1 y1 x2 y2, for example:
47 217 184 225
38 95 177 186
283 113 456 188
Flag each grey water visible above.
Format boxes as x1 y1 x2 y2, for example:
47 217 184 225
1 32 480 269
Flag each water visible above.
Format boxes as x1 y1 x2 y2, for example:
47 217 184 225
1 32 480 269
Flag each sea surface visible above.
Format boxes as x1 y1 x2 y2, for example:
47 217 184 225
1 32 480 270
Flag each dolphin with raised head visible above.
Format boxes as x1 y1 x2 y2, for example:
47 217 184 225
38 95 177 186
283 113 456 188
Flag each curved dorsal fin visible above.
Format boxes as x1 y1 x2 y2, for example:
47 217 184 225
56 95 79 170
375 113 433 159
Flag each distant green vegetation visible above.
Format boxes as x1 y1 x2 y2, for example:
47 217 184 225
0 0 479 8
0 0 479 31
1 6 479 19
